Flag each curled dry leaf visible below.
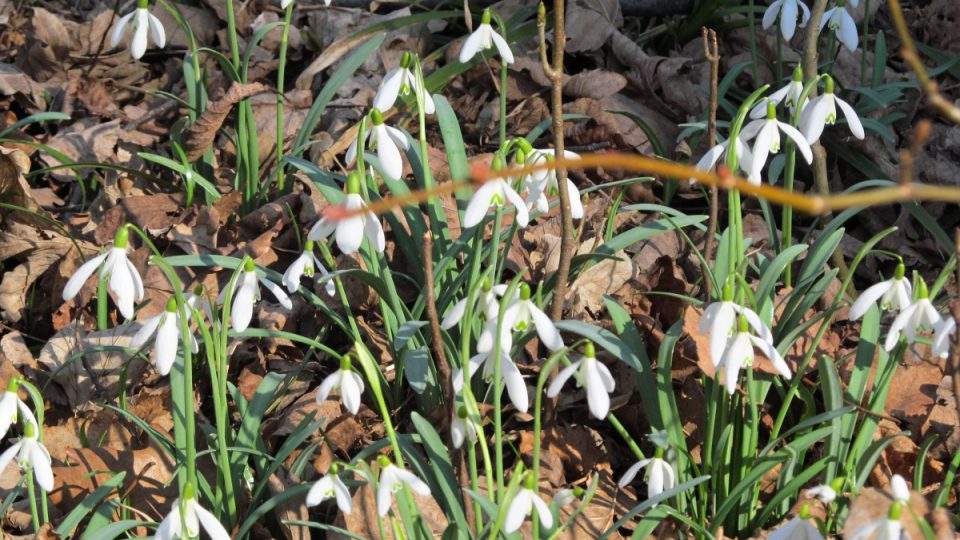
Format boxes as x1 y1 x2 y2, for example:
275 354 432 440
37 321 151 407
183 81 269 161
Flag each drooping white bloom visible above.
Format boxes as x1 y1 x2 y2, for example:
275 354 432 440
689 135 754 184
481 283 562 351
0 382 36 441
281 0 330 9
806 484 838 504
890 474 910 504
156 492 230 540
316 356 365 415
848 264 912 321
217 259 293 333
441 282 510 330
741 101 813 185
306 467 353 514
546 342 615 419
716 318 792 395
553 488 576 508
699 295 773 371
373 52 435 115
463 173 529 229
309 173 386 255
346 109 410 180
932 316 955 359
799 76 865 145
521 148 584 220
0 423 53 493
451 406 478 449
762 0 811 41
750 66 808 118
453 340 529 413
883 281 941 351
849 518 908 540
376 458 431 517
131 296 199 376
458 9 514 65
110 6 166 60
63 226 144 321
504 485 553 533
618 457 676 505
820 3 858 52
768 517 825 540
282 241 336 296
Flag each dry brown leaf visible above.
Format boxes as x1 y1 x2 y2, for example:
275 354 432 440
0 63 47 107
268 470 309 540
564 0 622 53
567 245 637 319
36 321 151 407
184 82 269 161
841 485 951 540
563 69 627 99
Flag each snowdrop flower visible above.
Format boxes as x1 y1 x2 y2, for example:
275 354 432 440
547 341 615 419
849 263 912 321
217 259 292 333
306 464 353 514
762 0 811 41
453 339 529 413
346 109 409 180
156 485 230 540
806 484 838 504
849 501 909 540
932 316 955 359
768 513 825 540
451 406 478 449
717 315 792 394
375 456 431 517
0 380 36 441
282 241 335 296
63 225 144 321
618 454 676 505
553 487 579 508
308 173 386 255
750 66 808 119
742 101 813 185
690 135 753 184
316 355 365 415
464 156 529 229
504 476 553 533
519 145 584 219
458 9 514 65
110 2 166 60
0 422 53 493
800 76 865 145
441 280 510 330
890 474 910 504
282 0 330 9
373 52 435 115
481 283 562 351
883 279 941 352
700 284 774 370
820 0 858 53
131 296 199 376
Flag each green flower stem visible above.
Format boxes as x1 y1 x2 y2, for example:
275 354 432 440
467 444 482 535
150 257 203 508
275 3 294 190
224 0 241 67
97 274 109 330
608 413 645 461
26 467 39 532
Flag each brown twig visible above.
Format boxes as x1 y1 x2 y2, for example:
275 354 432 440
887 0 960 125
802 0 851 284
422 230 473 528
702 27 720 299
422 232 453 430
538 2 572 323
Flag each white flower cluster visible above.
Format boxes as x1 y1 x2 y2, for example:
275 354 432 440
763 0 860 51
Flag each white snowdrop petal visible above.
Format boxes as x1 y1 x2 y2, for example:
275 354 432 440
148 12 166 48
192 500 232 540
373 68 405 112
503 490 532 533
849 280 891 320
63 253 108 301
835 96 865 139
489 30 515 64
546 360 581 398
155 314 179 376
530 493 553 529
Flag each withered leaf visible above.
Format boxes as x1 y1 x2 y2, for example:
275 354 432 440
184 82 269 161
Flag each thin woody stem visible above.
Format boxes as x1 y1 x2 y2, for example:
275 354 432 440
702 27 720 299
